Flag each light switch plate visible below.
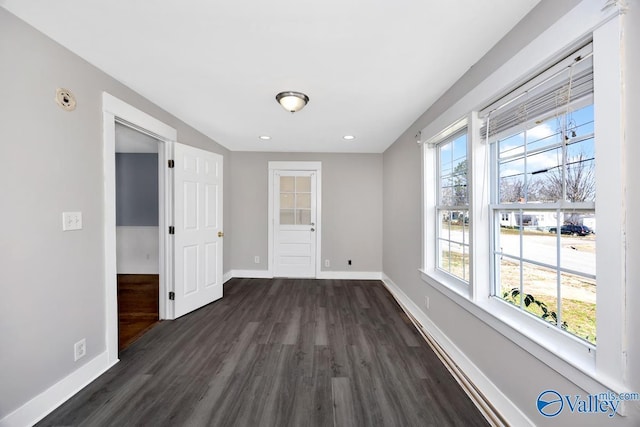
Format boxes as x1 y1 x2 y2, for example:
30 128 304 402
62 212 82 231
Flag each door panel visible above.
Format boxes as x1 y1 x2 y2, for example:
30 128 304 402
183 245 198 295
274 170 317 277
204 242 219 287
205 184 218 228
184 182 198 229
173 143 223 318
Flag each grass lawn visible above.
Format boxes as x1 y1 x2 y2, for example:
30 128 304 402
502 288 596 344
441 249 596 344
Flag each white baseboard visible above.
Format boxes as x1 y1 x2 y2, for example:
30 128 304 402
229 269 273 279
227 270 382 281
316 271 382 280
381 274 533 427
0 352 116 427
223 271 234 283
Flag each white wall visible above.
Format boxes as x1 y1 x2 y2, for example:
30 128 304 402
0 8 230 421
114 148 161 275
382 0 640 425
116 227 159 274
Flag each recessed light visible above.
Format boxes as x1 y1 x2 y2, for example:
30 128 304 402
343 135 355 140
259 135 271 140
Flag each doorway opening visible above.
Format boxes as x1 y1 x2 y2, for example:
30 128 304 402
103 93 176 364
104 93 225 362
115 123 162 350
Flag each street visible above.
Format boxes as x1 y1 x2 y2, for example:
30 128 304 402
444 229 596 277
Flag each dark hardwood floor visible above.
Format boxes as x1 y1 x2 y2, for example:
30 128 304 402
118 274 160 351
39 278 489 427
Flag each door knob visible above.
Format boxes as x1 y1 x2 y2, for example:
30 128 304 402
310 228 315 232
218 231 224 237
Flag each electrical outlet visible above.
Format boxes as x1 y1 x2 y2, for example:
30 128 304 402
62 211 82 231
324 259 330 268
425 296 430 310
254 256 260 264
74 338 86 361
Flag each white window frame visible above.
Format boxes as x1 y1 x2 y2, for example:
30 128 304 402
435 128 471 285
487 63 596 343
423 118 471 297
419 1 627 398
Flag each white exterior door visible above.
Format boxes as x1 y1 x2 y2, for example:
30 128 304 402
273 170 318 277
173 142 223 318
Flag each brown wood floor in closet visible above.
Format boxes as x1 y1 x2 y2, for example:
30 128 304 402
39 278 489 427
117 274 159 351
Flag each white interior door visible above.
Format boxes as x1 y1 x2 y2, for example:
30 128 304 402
173 142 223 318
273 170 317 277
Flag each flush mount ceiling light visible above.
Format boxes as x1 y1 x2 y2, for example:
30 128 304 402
275 91 309 113
259 135 271 140
343 135 356 140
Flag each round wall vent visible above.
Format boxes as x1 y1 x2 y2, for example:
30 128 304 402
55 88 77 111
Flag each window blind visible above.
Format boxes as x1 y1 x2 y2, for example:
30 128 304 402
480 43 593 141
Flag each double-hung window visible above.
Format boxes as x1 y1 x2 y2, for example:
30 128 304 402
436 130 469 282
420 4 627 394
483 43 596 344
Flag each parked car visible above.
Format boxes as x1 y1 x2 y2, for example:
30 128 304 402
548 224 592 236
582 225 594 234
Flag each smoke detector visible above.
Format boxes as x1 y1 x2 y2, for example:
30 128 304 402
55 88 76 111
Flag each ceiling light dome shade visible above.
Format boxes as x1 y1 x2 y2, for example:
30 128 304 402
276 91 309 112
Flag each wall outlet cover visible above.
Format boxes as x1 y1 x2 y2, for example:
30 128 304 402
62 211 83 231
74 338 86 361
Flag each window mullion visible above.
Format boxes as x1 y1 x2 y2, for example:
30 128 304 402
518 208 524 309
556 206 563 330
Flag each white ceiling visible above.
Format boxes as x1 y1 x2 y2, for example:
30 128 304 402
3 0 540 153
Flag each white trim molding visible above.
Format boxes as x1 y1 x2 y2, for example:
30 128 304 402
316 271 382 280
102 94 177 140
102 92 177 365
225 270 382 281
0 353 115 427
223 271 234 283
229 270 273 279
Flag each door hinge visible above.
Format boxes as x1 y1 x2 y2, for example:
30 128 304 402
168 159 175 168
169 291 175 300
169 226 175 235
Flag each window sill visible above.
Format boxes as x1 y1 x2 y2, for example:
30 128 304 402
418 268 623 397
422 268 470 298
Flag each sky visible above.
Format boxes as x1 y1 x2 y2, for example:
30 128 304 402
498 103 595 202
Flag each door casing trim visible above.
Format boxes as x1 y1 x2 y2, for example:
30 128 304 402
268 161 322 278
102 92 176 364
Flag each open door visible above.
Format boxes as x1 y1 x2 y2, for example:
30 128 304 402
173 142 223 318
